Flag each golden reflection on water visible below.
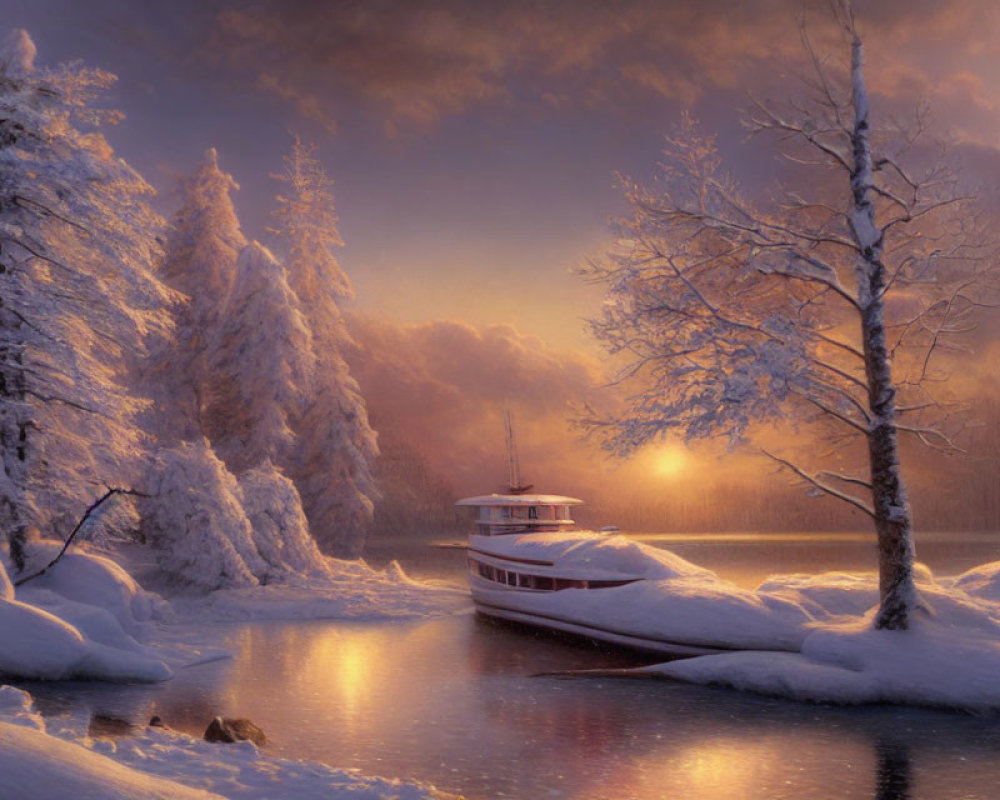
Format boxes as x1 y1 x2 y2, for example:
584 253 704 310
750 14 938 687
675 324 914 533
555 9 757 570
299 632 372 724
567 735 874 800
663 738 814 799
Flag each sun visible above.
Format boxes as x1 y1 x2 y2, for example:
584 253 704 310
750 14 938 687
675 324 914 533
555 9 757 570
648 444 689 479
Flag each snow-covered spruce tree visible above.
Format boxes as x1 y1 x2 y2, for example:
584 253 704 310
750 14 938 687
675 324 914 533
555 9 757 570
203 241 316 474
146 148 246 444
0 30 173 570
140 441 332 589
238 461 332 580
141 440 262 591
581 10 990 630
269 137 377 558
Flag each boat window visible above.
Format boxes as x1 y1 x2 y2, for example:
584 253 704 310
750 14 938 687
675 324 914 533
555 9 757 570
528 506 538 519
468 557 637 591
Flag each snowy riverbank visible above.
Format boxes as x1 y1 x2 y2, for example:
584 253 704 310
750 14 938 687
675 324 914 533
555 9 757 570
8 535 1000 712
1 540 467 682
0 685 458 800
620 563 1000 711
0 541 469 798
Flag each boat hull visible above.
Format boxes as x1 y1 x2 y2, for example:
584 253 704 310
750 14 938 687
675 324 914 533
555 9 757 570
468 575 728 658
472 596 726 657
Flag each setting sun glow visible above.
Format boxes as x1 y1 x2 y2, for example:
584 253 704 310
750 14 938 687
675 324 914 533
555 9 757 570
648 445 690 479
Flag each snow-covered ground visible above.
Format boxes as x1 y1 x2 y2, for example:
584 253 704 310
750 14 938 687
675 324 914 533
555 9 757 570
0 685 456 799
166 558 468 623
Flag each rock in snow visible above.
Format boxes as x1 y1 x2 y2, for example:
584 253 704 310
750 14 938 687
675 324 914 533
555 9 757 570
203 716 267 746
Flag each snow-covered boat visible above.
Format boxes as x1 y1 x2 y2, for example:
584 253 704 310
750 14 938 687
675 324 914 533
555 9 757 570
455 415 733 656
456 492 736 656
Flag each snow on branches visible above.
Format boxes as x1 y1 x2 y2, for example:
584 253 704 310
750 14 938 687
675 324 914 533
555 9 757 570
268 136 378 558
582 11 992 629
0 30 173 569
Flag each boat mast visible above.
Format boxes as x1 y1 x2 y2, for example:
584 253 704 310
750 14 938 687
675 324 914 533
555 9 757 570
504 410 533 494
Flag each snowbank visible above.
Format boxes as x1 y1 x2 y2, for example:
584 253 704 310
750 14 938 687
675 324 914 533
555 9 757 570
0 547 173 682
0 721 223 800
631 562 1000 711
950 560 1000 602
0 687 455 800
647 611 1000 711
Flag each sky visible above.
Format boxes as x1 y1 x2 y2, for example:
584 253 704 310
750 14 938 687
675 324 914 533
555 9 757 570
8 0 1000 526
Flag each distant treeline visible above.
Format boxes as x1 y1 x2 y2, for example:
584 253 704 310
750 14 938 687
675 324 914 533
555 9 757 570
368 394 1000 541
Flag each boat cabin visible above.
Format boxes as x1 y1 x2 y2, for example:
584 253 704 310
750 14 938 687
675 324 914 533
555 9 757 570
455 494 583 536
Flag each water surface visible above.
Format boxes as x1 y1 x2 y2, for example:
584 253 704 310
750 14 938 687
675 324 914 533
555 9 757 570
20 532 1000 799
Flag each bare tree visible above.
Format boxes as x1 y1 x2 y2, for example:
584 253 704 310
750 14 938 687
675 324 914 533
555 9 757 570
581 8 993 630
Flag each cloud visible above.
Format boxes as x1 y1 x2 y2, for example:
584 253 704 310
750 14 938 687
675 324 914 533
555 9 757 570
89 0 1000 151
345 313 617 497
345 307 1000 533
191 0 825 136
345 313 781 531
256 73 338 135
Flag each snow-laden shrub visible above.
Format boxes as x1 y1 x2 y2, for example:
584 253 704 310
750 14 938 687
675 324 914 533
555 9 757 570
141 441 264 591
237 462 332 582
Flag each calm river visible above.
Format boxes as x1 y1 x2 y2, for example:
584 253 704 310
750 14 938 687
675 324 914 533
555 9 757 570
20 532 1000 799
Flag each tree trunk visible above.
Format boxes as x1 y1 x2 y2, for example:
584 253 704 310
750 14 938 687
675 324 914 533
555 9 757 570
864 301 917 630
0 320 29 573
849 32 918 630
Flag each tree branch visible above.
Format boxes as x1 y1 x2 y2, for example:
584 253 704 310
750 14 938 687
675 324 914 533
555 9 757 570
14 487 149 587
761 449 875 518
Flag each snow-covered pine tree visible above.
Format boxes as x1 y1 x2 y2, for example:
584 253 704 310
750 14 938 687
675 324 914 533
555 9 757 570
581 7 991 630
144 153 334 588
147 148 246 444
142 439 263 591
0 30 173 570
203 241 316 473
140 440 334 590
269 137 377 558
